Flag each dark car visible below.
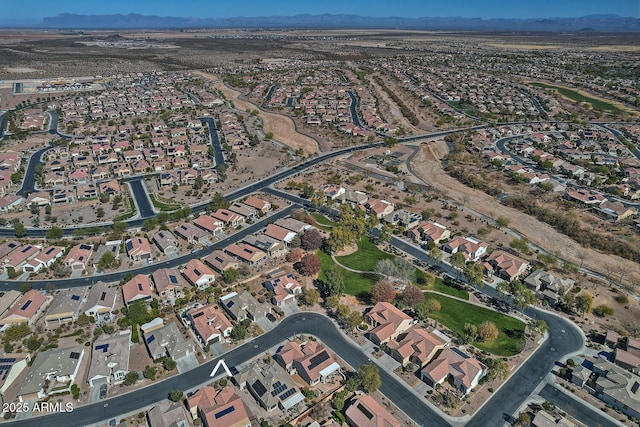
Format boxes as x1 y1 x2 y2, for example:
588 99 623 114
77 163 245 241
100 384 107 400
266 313 277 322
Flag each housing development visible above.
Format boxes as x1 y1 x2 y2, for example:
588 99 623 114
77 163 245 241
0 10 639 427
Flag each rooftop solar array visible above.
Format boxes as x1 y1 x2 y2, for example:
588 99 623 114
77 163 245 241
20 300 33 311
169 275 178 284
280 388 297 400
125 241 134 251
307 351 330 371
271 381 287 397
95 344 109 353
71 295 80 301
252 380 267 396
146 335 155 344
214 406 235 420
80 244 92 250
70 352 80 360
100 291 107 301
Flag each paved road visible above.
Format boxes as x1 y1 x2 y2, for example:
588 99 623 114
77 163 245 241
346 91 363 128
9 312 449 427
16 145 53 196
199 117 225 168
539 383 620 427
0 111 8 139
127 178 155 219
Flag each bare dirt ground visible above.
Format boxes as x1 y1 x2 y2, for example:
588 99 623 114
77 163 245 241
194 71 320 155
411 139 640 290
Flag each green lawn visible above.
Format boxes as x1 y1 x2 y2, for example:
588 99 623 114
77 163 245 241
426 293 525 356
318 250 377 298
528 82 625 114
311 213 336 231
336 237 393 271
424 276 469 300
150 193 181 211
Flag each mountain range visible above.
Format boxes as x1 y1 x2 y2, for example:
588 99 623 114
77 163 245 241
30 13 640 32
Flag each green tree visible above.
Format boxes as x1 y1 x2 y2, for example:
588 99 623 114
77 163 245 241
415 298 441 321
222 268 240 284
4 323 31 341
464 323 478 343
450 252 466 275
163 358 177 371
477 321 499 342
13 222 26 237
46 226 64 240
527 319 548 338
143 366 157 380
464 262 485 287
169 389 183 402
323 268 345 297
208 192 230 211
575 292 594 316
97 251 120 271
302 288 320 306
71 384 80 399
358 364 381 393
123 371 140 386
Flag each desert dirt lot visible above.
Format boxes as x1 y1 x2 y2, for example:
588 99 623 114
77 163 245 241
410 139 640 288
194 71 320 155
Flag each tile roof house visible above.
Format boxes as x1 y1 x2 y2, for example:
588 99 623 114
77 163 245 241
388 328 449 367
366 198 395 218
344 395 400 427
174 222 208 244
219 291 270 322
122 274 154 306
367 302 413 345
84 281 118 317
193 214 224 235
275 341 340 386
187 386 251 427
263 273 303 306
125 236 153 262
420 347 487 396
152 268 187 304
263 224 297 244
0 240 20 260
64 243 94 271
92 241 121 270
0 290 21 318
274 217 312 234
152 230 179 255
614 337 640 375
212 209 245 227
225 243 267 266
564 189 606 205
408 221 450 245
591 358 640 420
147 401 188 427
484 250 529 281
17 346 85 402
242 234 285 257
442 237 488 262
524 270 575 304
243 196 271 213
228 202 257 219
22 245 65 273
4 244 41 271
181 259 216 289
44 288 87 328
142 321 195 361
0 289 47 326
204 250 239 274
186 304 233 345
236 362 305 411
87 330 131 387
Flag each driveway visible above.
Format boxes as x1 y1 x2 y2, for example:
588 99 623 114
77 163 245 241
89 379 108 403
70 269 84 279
208 342 226 357
176 354 199 374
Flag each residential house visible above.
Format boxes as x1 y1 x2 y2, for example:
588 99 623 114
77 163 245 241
242 234 285 257
274 217 311 234
152 230 179 255
22 246 65 273
92 241 121 270
44 288 87 328
388 328 449 367
275 341 340 386
182 259 215 289
125 237 153 262
524 270 574 305
593 201 638 222
0 290 21 319
187 386 251 427
344 395 400 427
142 321 195 361
383 209 422 231
243 196 271 213
564 190 606 206
420 347 487 396
87 330 131 387
0 289 47 326
219 291 270 322
366 198 395 218
84 281 118 318
591 358 640 420
0 195 23 212
442 237 488 262
152 268 187 304
122 274 153 306
263 273 303 306
17 346 85 402
64 243 94 272
0 240 20 260
212 209 245 227
614 337 640 375
4 244 41 271
26 191 51 207
147 401 188 427
409 221 450 245
174 222 208 244
204 250 239 274
225 243 267 266
340 190 368 206
236 362 305 411
483 250 529 281
367 302 413 345
263 224 297 245
186 304 233 345
228 202 257 219
193 214 224 235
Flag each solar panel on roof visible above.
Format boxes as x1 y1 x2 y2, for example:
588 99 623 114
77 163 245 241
146 335 155 344
100 291 107 301
280 388 297 400
271 382 287 397
226 301 234 308
252 380 267 396
80 244 92 250
137 283 143 291
125 241 133 251
22 246 32 253
45 247 55 255
95 344 109 353
71 295 80 301
169 275 178 284
194 269 201 276
0 358 16 363
307 351 330 371
69 352 80 360
20 300 33 311
214 406 235 419
192 312 204 319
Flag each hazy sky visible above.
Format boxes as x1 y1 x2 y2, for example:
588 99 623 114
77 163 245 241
4 0 640 22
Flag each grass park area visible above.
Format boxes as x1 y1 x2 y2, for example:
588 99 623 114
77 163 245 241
426 293 525 356
318 250 377 297
311 212 337 231
335 237 393 271
425 276 469 300
528 82 625 114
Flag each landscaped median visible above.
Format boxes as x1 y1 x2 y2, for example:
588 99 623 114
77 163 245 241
150 193 182 211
